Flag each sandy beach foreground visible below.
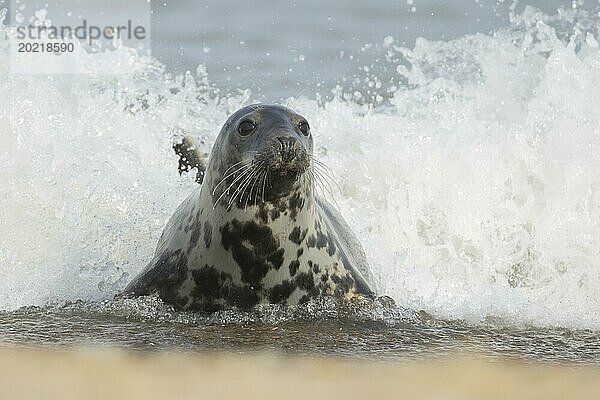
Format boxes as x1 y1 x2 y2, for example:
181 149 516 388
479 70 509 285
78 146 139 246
0 345 597 400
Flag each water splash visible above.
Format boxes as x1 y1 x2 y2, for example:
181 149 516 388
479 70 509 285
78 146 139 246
308 6 600 329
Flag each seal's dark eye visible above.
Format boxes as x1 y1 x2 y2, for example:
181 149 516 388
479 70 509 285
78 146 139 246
238 120 256 136
298 121 310 136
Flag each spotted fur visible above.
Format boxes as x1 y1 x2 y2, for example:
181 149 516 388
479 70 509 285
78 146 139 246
122 105 376 310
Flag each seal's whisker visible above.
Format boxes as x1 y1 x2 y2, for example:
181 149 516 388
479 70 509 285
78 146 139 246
312 164 340 193
308 155 342 192
223 152 257 170
292 172 302 186
221 171 254 209
314 169 339 200
310 158 337 178
242 162 266 201
254 169 267 207
218 151 258 178
228 168 257 208
221 158 252 177
264 168 272 201
246 165 266 209
212 162 254 195
314 168 341 192
220 159 253 178
314 165 342 193
309 170 328 201
238 164 264 209
314 173 342 198
252 171 262 207
260 168 269 203
300 173 311 195
310 156 335 173
311 168 340 210
228 162 265 209
312 161 335 177
213 165 256 208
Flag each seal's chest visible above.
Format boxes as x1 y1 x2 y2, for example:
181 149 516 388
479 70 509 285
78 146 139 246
214 217 284 282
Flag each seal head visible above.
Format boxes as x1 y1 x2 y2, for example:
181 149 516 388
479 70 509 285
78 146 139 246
209 105 312 206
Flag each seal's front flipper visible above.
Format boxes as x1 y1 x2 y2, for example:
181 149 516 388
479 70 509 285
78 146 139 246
174 136 207 184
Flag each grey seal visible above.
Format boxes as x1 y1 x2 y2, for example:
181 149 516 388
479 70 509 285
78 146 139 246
121 104 376 311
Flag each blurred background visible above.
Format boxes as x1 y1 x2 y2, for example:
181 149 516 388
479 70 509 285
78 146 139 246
8 0 589 99
147 0 597 100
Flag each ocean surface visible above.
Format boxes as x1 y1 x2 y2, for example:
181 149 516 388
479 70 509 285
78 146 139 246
1 0 600 361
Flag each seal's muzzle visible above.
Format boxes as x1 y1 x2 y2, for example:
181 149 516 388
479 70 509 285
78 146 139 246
263 135 310 177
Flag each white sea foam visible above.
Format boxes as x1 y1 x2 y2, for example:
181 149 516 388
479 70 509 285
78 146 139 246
1 7 600 329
